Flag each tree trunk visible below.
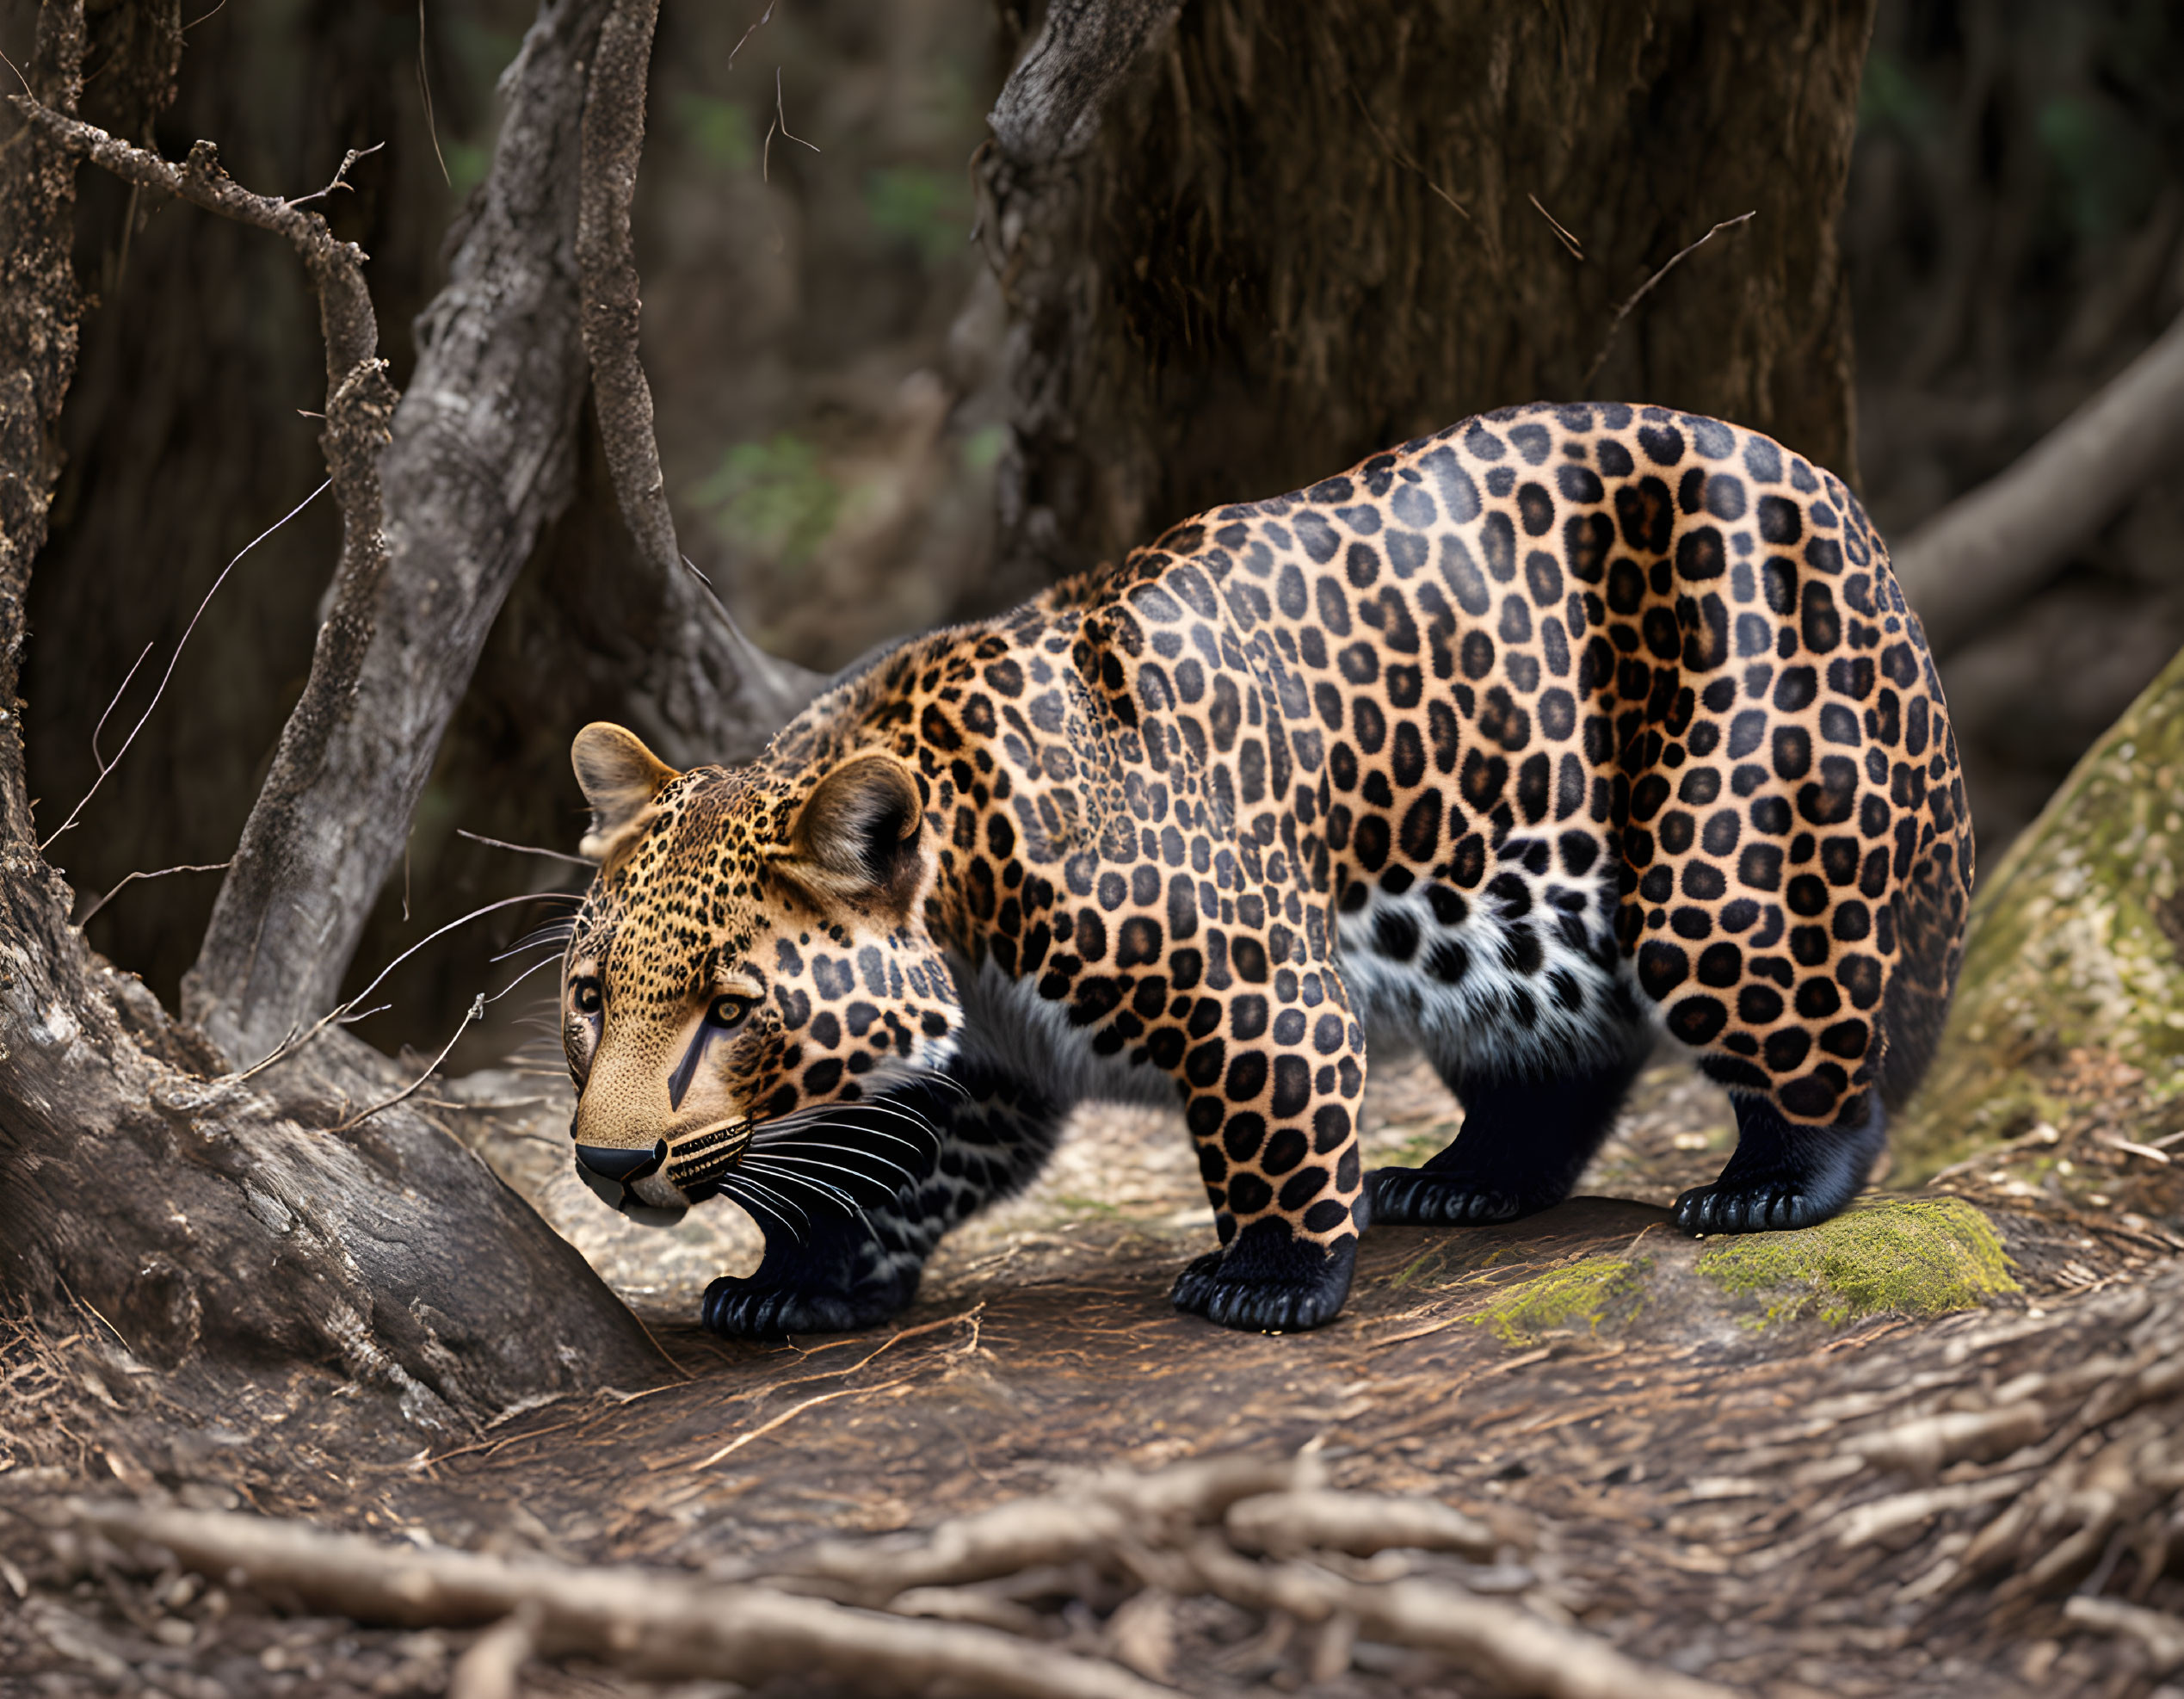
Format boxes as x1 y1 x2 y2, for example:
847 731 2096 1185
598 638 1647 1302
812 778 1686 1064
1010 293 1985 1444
977 0 1875 609
0 0 665 1424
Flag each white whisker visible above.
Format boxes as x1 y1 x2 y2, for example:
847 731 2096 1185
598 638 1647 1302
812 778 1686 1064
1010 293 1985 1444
740 1157 865 1214
485 951 565 1005
748 1137 918 1185
713 1174 807 1244
747 1148 909 1197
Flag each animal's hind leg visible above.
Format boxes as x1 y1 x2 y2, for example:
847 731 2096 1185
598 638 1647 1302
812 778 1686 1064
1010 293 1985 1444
1671 1088 1885 1235
701 1060 1067 1339
1368 1038 1648 1226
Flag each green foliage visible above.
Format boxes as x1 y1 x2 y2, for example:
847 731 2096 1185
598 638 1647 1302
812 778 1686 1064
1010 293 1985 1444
1695 1198 2018 1329
674 92 756 173
865 165 970 266
1472 1256 1650 1348
694 432 840 567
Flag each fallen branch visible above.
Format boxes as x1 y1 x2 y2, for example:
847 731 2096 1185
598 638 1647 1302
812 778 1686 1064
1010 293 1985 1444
2064 1595 2184 1672
1892 308 2184 654
77 1500 1176 1699
70 1448 1731 1697
1224 1488 1498 1561
1180 1534 1735 1699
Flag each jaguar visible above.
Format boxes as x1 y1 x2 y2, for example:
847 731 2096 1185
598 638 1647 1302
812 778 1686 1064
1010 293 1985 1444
557 400 1971 1337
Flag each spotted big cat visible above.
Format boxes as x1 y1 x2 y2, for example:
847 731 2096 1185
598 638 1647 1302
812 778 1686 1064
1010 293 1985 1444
557 401 1971 1338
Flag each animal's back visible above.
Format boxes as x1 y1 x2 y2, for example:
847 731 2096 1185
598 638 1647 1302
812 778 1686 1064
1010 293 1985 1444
1089 399 1971 1142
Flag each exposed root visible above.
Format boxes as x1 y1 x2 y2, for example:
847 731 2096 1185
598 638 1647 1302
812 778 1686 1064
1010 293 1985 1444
70 1449 1733 1698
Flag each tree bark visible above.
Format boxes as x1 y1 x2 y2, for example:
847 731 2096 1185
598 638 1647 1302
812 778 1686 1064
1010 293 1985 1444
0 0 664 1423
181 0 614 1066
977 0 1876 606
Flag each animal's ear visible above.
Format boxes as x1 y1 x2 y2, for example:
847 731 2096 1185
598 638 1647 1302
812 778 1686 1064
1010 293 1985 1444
571 723 680 864
791 755 927 916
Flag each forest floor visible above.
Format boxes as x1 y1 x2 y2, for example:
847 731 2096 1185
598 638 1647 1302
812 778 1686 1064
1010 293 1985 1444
7 1053 2184 1697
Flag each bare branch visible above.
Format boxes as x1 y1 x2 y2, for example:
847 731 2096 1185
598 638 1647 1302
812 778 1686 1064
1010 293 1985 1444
1179 1534 1735 1699
330 993 484 1132
183 0 619 1065
41 479 330 851
576 0 822 751
987 0 1181 167
76 1501 1177 1699
1892 309 2184 655
455 827 594 868
1581 211 1756 391
72 861 228 930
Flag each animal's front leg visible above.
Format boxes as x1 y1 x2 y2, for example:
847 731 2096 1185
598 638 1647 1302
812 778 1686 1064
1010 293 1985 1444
701 1061 1067 1339
1169 979 1367 1332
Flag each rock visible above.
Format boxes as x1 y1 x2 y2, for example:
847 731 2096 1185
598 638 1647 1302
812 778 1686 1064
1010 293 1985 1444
1897 645 2184 1183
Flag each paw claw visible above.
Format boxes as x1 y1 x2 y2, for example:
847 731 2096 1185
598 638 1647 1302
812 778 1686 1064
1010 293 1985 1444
1169 1230 1355 1333
1673 1181 1826 1236
700 1276 900 1339
1367 1165 1547 1226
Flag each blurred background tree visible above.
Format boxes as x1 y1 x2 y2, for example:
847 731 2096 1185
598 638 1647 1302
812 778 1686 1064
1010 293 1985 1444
15 0 2183 1070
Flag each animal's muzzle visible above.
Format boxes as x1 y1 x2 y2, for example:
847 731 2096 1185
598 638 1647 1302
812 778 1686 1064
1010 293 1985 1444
665 1121 750 1192
572 1139 686 1227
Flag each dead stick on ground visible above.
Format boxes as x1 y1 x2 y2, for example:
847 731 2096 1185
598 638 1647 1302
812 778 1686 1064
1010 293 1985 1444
75 1501 1178 1699
1182 1534 1737 1699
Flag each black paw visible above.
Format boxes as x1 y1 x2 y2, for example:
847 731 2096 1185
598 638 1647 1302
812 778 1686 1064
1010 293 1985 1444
1170 1220 1355 1332
700 1276 904 1339
1673 1179 1836 1235
1366 1165 1552 1226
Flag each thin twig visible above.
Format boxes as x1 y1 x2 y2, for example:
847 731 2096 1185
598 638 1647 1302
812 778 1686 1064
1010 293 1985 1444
762 65 818 182
329 993 484 1133
73 861 229 929
88 642 151 768
416 1 451 188
40 480 330 851
281 139 384 210
1528 191 1582 260
725 0 777 71
1581 210 1756 390
456 827 594 868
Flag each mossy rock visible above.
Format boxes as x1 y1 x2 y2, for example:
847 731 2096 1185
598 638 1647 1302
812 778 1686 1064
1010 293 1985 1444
1896 645 2184 1181
1694 1197 2018 1329
1472 1254 1651 1347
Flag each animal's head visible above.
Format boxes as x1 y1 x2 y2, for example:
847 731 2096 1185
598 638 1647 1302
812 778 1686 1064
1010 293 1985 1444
558 723 959 1227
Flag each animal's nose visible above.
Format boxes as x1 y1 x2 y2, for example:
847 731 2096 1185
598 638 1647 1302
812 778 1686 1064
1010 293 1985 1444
574 1142 664 1183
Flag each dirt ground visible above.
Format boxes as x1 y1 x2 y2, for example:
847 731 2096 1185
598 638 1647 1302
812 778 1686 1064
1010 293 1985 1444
6 1051 2184 1696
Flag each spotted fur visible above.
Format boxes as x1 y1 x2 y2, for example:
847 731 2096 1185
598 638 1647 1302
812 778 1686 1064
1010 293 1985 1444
559 401 1972 1338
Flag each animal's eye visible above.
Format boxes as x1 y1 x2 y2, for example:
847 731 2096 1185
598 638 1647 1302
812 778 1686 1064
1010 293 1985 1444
572 977 603 1016
707 994 752 1029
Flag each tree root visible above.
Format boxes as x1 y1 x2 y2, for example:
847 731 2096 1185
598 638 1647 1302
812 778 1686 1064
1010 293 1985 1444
72 1449 1736 1697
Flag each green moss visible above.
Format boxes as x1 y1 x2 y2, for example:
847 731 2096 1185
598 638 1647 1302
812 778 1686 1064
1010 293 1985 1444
1695 1197 2018 1328
1471 1256 1649 1348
